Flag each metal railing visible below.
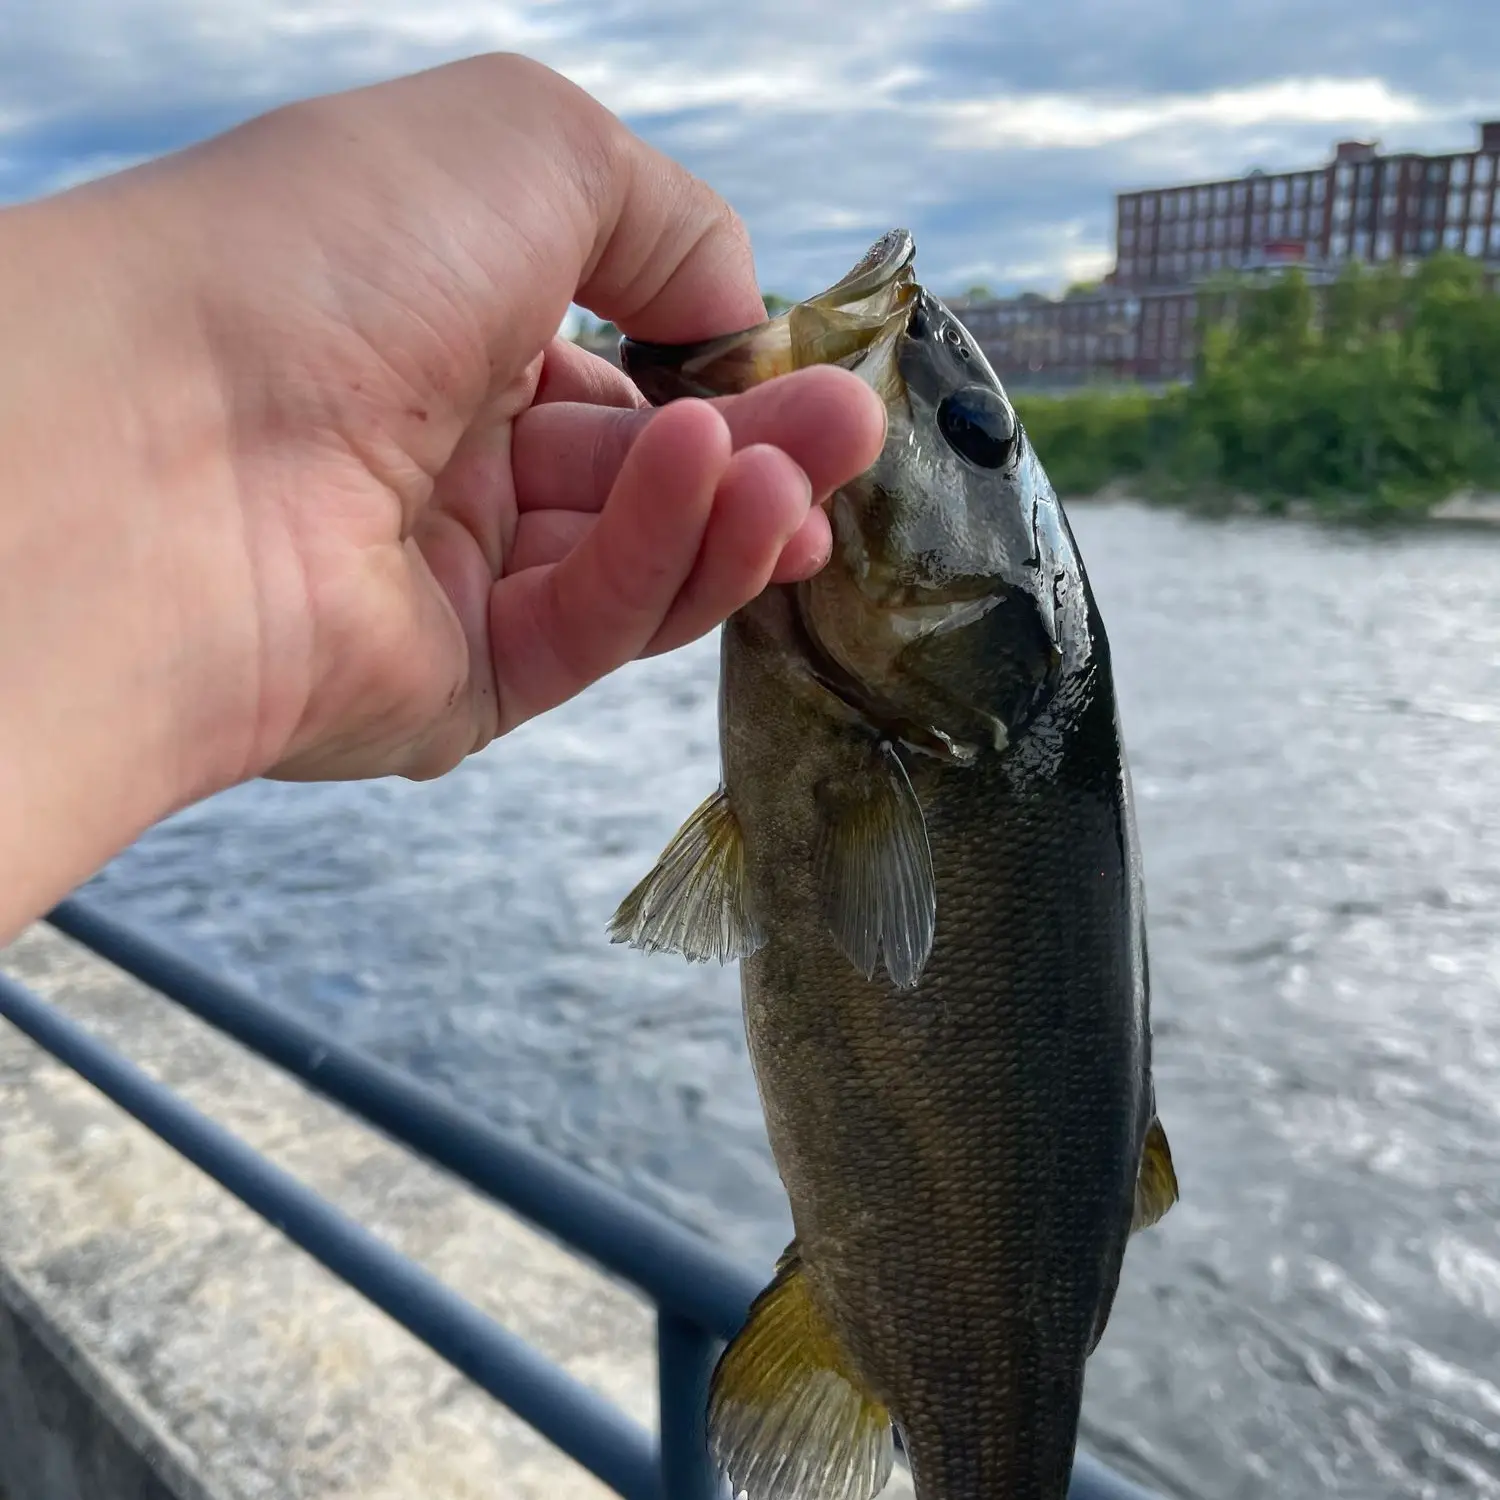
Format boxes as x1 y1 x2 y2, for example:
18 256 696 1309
0 895 1161 1500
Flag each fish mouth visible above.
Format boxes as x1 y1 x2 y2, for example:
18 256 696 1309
619 229 920 405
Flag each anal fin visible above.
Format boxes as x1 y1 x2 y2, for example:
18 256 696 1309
1131 1116 1179 1232
709 1243 893 1500
607 786 763 964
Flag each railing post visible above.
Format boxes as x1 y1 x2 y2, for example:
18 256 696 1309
656 1310 724 1500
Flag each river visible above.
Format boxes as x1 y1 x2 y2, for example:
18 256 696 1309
83 501 1500 1499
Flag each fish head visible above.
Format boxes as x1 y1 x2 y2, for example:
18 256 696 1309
620 229 1092 761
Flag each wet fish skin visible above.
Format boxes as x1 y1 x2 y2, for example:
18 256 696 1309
610 229 1175 1500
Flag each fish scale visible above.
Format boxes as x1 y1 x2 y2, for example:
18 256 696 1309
610 229 1176 1500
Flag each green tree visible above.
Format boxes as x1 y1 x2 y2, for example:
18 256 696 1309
1014 257 1500 510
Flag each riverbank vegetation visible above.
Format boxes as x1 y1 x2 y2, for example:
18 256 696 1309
1015 253 1500 513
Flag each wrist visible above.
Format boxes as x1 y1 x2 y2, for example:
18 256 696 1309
0 180 252 937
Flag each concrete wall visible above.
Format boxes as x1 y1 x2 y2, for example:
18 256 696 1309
0 922 914 1500
0 1261 211 1500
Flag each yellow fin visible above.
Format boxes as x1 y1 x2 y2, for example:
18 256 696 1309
607 787 764 964
1131 1116 1179 1232
709 1244 893 1500
815 743 936 990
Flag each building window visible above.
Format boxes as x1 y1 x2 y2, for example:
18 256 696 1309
1178 190 1191 215
1142 196 1157 221
1215 186 1230 211
1444 225 1463 248
1312 176 1327 204
1454 157 1471 187
1355 231 1372 258
1196 188 1210 212
1121 227 1136 248
1376 230 1393 259
1421 227 1438 251
1429 160 1446 182
1423 196 1440 222
1479 156 1495 185
1253 180 1270 206
1490 223 1500 253
1467 224 1486 255
1334 197 1351 223
1336 163 1353 188
1381 193 1398 219
1292 176 1308 205
1450 190 1465 220
1472 188 1490 219
1232 184 1247 208
1272 178 1288 206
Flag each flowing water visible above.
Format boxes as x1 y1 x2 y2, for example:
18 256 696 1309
85 502 1500 1499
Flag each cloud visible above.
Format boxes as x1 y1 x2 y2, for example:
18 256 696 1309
928 77 1433 153
2 0 1498 297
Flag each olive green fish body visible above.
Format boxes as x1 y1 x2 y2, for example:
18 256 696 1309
610 230 1176 1500
723 577 1149 1499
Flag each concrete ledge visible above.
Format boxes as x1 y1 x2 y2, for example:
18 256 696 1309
0 922 663 1500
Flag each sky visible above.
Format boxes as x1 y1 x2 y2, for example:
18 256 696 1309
2 0 1499 304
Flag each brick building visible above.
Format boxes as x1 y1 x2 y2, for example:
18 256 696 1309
952 289 1141 386
1113 119 1500 290
961 119 1500 385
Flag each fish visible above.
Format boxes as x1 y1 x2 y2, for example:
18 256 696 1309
608 228 1177 1500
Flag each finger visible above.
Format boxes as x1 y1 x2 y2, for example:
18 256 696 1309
510 464 831 627
508 509 596 573
506 481 827 589
639 443 814 659
569 116 766 341
768 507 834 586
428 337 637 578
532 336 645 410
489 398 732 730
428 381 529 578
511 363 886 515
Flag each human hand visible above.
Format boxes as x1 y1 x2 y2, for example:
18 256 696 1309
70 52 886 791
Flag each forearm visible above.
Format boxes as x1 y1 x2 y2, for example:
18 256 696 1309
0 187 242 942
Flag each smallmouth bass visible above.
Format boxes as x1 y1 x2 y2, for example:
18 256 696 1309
610 229 1177 1500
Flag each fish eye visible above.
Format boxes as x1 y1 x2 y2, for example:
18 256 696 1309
936 385 1017 470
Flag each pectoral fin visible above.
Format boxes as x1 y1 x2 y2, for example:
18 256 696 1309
709 1243 894 1500
815 743 937 990
607 786 763 964
1131 1116 1179 1232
